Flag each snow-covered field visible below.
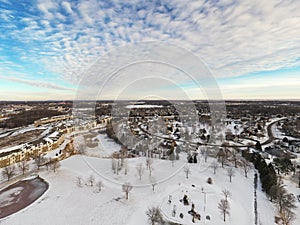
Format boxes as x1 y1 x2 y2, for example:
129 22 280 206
125 105 163 109
0 153 277 225
84 133 122 158
1 116 299 225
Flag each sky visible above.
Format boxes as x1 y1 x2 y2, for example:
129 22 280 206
0 0 299 101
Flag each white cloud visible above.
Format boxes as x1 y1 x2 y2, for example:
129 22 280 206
1 0 299 100
61 1 73 14
37 1 57 20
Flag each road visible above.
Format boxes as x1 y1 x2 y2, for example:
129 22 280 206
261 118 286 146
137 117 287 149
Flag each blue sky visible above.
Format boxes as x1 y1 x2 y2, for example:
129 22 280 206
0 0 299 100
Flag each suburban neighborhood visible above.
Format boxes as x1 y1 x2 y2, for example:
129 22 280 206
0 100 300 224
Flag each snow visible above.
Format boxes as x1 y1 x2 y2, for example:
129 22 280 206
125 105 163 109
10 126 45 137
0 187 24 208
48 131 59 138
0 152 277 225
226 122 243 136
281 173 300 224
0 144 26 154
0 131 12 138
272 124 299 141
44 137 53 143
83 133 122 158
0 117 296 225
44 139 70 159
22 174 39 181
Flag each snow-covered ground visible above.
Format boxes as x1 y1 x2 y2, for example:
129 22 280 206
272 124 299 141
0 152 277 225
125 105 163 109
84 134 122 158
10 126 46 137
1 117 298 225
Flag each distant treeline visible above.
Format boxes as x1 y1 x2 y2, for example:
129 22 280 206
226 102 300 118
0 109 66 129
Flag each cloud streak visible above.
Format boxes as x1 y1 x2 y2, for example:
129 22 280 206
0 75 75 91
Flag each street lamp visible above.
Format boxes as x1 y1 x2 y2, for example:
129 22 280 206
201 186 207 224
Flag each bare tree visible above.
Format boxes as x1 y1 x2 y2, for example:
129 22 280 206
87 174 95 187
136 163 145 180
116 159 122 175
33 154 45 170
241 159 251 178
222 189 232 201
76 176 84 188
218 199 230 222
120 145 127 167
231 149 239 168
122 182 133 200
111 158 122 175
184 165 191 179
146 158 153 170
50 159 61 173
227 167 235 182
96 180 103 192
43 157 51 171
2 165 16 181
204 149 208 162
124 159 129 175
279 207 295 225
276 184 296 215
146 158 154 177
210 161 218 174
146 206 164 225
169 152 175 167
220 155 226 168
150 177 157 192
112 158 117 174
18 159 29 175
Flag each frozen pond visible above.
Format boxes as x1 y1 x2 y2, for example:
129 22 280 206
0 176 48 219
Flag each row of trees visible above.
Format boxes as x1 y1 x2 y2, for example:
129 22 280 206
208 158 250 184
2 159 32 181
243 152 296 224
111 157 155 180
1 155 60 181
76 175 103 192
243 152 277 194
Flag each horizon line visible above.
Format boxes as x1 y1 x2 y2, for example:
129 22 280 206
1 99 300 102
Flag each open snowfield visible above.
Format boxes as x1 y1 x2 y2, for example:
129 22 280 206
84 133 122 158
0 153 277 225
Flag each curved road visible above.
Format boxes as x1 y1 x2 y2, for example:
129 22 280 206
261 118 286 145
137 117 286 149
